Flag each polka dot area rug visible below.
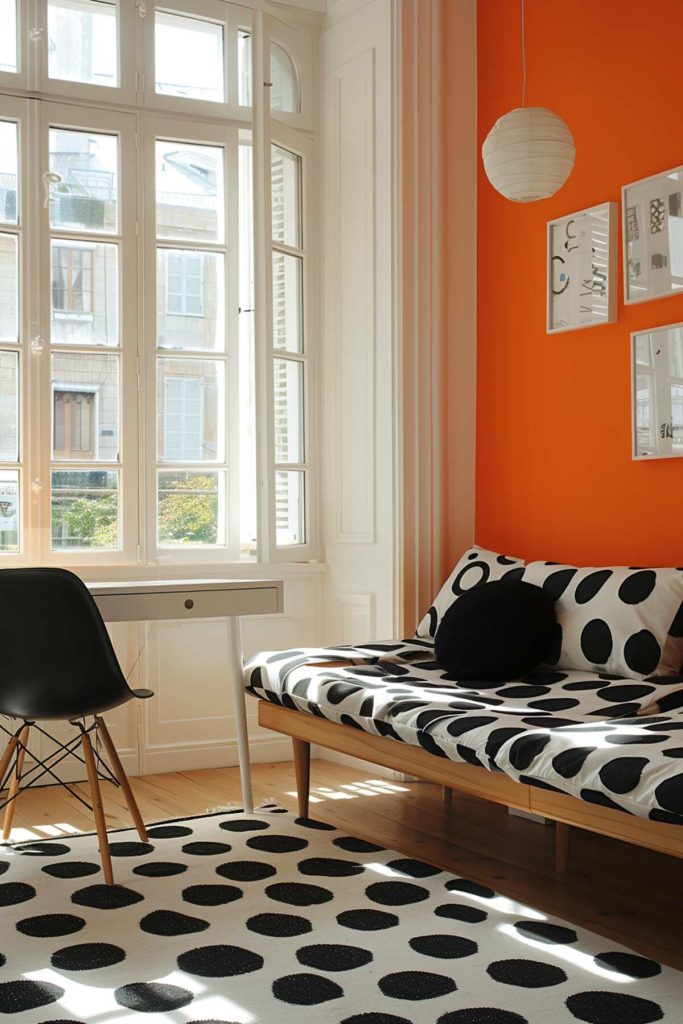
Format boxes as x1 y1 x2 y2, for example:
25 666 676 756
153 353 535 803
0 807 680 1024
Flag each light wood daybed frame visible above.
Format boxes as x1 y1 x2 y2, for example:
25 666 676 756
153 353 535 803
258 700 683 871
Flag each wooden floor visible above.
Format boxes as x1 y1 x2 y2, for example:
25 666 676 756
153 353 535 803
6 758 683 971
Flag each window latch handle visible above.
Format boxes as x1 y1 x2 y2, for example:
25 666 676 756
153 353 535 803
42 171 63 209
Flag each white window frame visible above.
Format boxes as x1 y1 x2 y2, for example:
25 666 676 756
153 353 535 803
264 14 314 133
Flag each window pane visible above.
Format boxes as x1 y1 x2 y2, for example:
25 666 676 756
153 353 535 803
48 0 118 88
51 469 118 549
272 251 302 352
271 145 301 248
0 350 18 461
274 358 304 464
270 42 300 114
49 128 118 234
0 233 18 342
157 357 225 462
0 469 18 552
0 120 18 225
275 470 304 546
156 140 224 244
238 31 251 106
158 469 224 546
155 11 224 103
51 352 119 461
51 241 118 346
157 248 224 351
0 0 17 75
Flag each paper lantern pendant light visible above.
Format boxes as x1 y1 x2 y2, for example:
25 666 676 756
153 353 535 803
482 106 575 203
482 1 575 203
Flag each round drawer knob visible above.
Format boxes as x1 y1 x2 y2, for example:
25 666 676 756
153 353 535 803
184 598 194 610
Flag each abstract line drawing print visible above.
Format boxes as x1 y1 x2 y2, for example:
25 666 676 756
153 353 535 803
626 206 639 242
650 197 665 234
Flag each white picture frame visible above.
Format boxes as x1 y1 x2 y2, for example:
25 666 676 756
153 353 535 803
623 165 683 304
630 322 683 460
547 201 617 334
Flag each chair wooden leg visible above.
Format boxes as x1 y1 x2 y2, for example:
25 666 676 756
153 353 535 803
556 822 571 873
0 734 20 802
81 730 114 886
3 724 30 840
95 717 147 843
292 738 311 818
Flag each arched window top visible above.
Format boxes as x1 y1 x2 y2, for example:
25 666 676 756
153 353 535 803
270 41 300 115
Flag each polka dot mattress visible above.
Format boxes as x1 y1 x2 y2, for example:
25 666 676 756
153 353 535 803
245 639 683 825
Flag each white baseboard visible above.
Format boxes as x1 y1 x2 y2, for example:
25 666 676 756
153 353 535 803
139 737 294 776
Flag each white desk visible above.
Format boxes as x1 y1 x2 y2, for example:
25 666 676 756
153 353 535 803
87 578 284 814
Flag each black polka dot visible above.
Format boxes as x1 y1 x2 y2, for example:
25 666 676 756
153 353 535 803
272 973 343 1005
247 913 312 937
579 789 630 812
109 841 153 858
296 943 372 971
445 879 495 899
42 861 100 879
178 944 263 978
513 921 578 944
528 698 580 712
245 834 307 854
0 882 36 906
13 842 70 857
182 884 243 906
17 914 85 938
605 733 665 746
0 981 64 1013
0 863 8 876
487 959 567 987
216 861 276 882
378 970 456 1000
618 571 657 605
669 600 683 638
542 568 577 599
485 728 527 760
409 934 478 959
219 818 270 832
182 841 232 856
0 954 4 968
342 1015 412 1024
597 683 655 702
366 881 430 906
654 774 683 816
71 884 143 910
448 716 499 737
51 943 125 971
624 632 661 676
598 757 649 794
336 909 399 931
663 747 683 758
133 861 187 878
386 858 441 878
295 817 336 830
298 857 364 877
502 567 525 582
438 1011 530 1024
434 903 488 924
565 991 664 1023
147 825 193 838
451 561 491 596
141 910 209 936
581 620 613 665
593 952 661 979
266 882 334 906
115 983 193 1013
575 570 613 604
508 735 551 771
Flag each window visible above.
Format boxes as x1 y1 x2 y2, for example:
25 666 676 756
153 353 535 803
166 251 203 316
53 388 96 459
0 3 315 566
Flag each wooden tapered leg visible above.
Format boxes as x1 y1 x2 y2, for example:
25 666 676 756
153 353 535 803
292 738 311 818
96 717 147 842
3 725 30 840
0 735 20 799
556 822 571 873
81 730 114 885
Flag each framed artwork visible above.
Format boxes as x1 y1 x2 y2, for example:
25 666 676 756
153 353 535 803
547 202 617 333
631 322 683 460
623 165 683 304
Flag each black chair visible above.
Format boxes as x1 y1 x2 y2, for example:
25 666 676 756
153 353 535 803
0 567 154 884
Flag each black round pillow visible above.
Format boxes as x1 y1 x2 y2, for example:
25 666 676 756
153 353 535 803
434 579 557 681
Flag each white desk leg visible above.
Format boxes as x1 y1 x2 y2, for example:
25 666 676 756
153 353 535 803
228 616 253 813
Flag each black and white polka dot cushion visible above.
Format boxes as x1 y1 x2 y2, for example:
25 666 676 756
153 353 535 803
245 639 683 823
522 561 683 679
416 547 527 639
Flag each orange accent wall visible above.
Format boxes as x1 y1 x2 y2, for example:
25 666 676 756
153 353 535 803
475 0 683 566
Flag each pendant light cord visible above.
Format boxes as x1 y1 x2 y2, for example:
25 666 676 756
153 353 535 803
521 0 527 106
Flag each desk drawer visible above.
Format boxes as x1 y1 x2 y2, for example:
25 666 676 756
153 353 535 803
94 586 281 623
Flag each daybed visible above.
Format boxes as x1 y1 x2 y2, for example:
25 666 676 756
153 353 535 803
245 548 683 870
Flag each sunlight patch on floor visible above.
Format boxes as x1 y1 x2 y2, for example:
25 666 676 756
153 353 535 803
497 923 634 982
